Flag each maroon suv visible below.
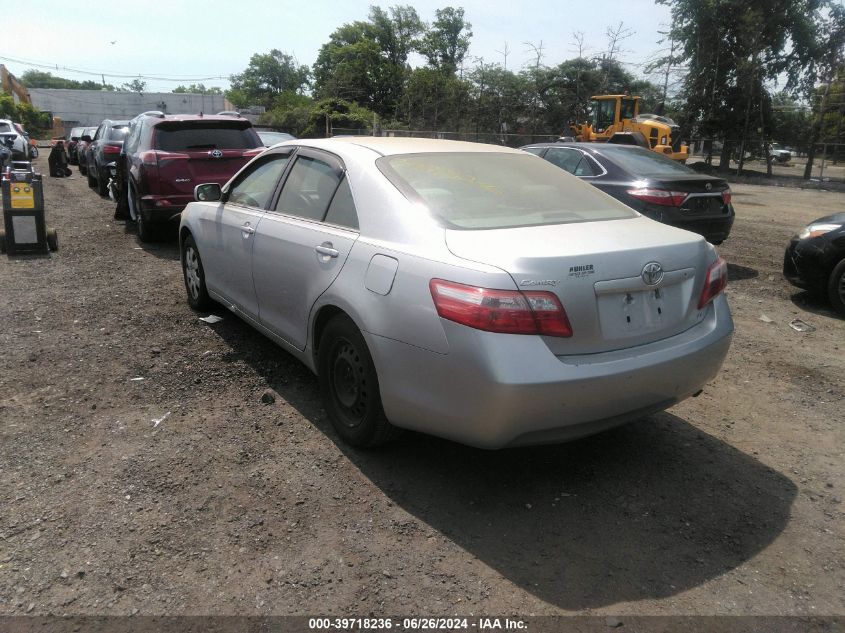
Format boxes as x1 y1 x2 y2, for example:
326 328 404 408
119 112 263 241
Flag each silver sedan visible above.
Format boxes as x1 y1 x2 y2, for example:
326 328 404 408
179 138 733 449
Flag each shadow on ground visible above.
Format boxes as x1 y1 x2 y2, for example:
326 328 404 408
210 314 796 610
727 262 759 281
789 290 843 321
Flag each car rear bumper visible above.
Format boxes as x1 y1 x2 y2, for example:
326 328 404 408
666 213 734 244
139 194 189 222
368 294 733 449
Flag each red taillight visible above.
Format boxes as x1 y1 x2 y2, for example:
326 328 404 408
698 257 728 309
721 188 732 205
429 279 572 337
103 143 121 155
626 188 688 207
140 150 159 167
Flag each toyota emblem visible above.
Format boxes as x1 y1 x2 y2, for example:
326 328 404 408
705 182 712 191
210 149 223 158
642 262 664 286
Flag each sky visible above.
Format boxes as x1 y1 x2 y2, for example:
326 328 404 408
1 0 674 93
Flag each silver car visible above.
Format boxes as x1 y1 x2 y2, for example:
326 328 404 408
179 138 733 449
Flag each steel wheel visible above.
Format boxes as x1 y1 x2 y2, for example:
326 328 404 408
330 340 370 428
318 314 400 447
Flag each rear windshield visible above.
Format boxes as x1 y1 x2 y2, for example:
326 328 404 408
154 124 261 151
377 152 635 230
597 146 694 176
107 126 129 141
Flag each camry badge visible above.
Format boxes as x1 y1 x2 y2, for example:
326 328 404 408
642 262 664 286
210 149 223 158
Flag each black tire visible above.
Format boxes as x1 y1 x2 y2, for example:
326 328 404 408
97 169 109 196
0 231 5 253
318 314 400 448
47 229 58 252
135 207 160 243
181 234 211 310
827 258 845 316
79 162 87 176
87 169 96 188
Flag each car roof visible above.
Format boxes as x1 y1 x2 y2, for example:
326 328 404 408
147 114 251 125
299 136 525 157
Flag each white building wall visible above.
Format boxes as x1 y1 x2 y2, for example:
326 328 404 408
28 89 233 128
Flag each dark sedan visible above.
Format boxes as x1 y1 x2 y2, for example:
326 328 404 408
783 213 845 315
521 142 735 244
84 120 130 196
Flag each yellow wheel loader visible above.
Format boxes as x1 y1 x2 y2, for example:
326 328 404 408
570 95 689 162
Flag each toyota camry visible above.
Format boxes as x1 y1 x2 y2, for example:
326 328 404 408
179 138 733 449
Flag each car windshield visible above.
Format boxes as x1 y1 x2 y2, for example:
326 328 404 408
378 152 636 230
107 126 129 141
596 146 695 176
154 124 261 151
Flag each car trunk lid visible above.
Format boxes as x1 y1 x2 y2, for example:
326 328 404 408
445 216 711 354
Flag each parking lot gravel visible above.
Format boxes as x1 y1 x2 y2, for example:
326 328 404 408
0 157 843 618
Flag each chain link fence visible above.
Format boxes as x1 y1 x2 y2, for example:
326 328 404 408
331 128 560 148
687 138 845 183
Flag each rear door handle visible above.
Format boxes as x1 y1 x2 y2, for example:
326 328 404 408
315 244 339 258
241 222 255 236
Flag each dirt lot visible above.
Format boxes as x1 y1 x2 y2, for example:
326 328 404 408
0 158 843 621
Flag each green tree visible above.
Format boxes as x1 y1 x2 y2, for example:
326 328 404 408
313 5 423 118
172 84 223 95
20 70 115 91
0 92 51 136
122 79 147 94
402 67 470 131
658 0 840 171
228 49 310 109
418 7 472 73
770 91 813 150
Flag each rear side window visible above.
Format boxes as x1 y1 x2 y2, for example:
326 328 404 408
546 148 599 177
154 125 261 151
545 148 582 173
323 178 359 230
597 146 694 176
0 123 11 133
275 156 341 221
107 126 129 141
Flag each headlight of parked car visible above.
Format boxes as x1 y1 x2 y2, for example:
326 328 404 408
798 223 841 240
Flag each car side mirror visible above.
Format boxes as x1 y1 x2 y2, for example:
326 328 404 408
81 135 92 143
194 183 222 202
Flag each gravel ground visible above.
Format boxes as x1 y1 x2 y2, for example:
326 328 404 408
0 158 843 619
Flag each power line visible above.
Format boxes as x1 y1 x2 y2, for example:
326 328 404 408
0 54 232 83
